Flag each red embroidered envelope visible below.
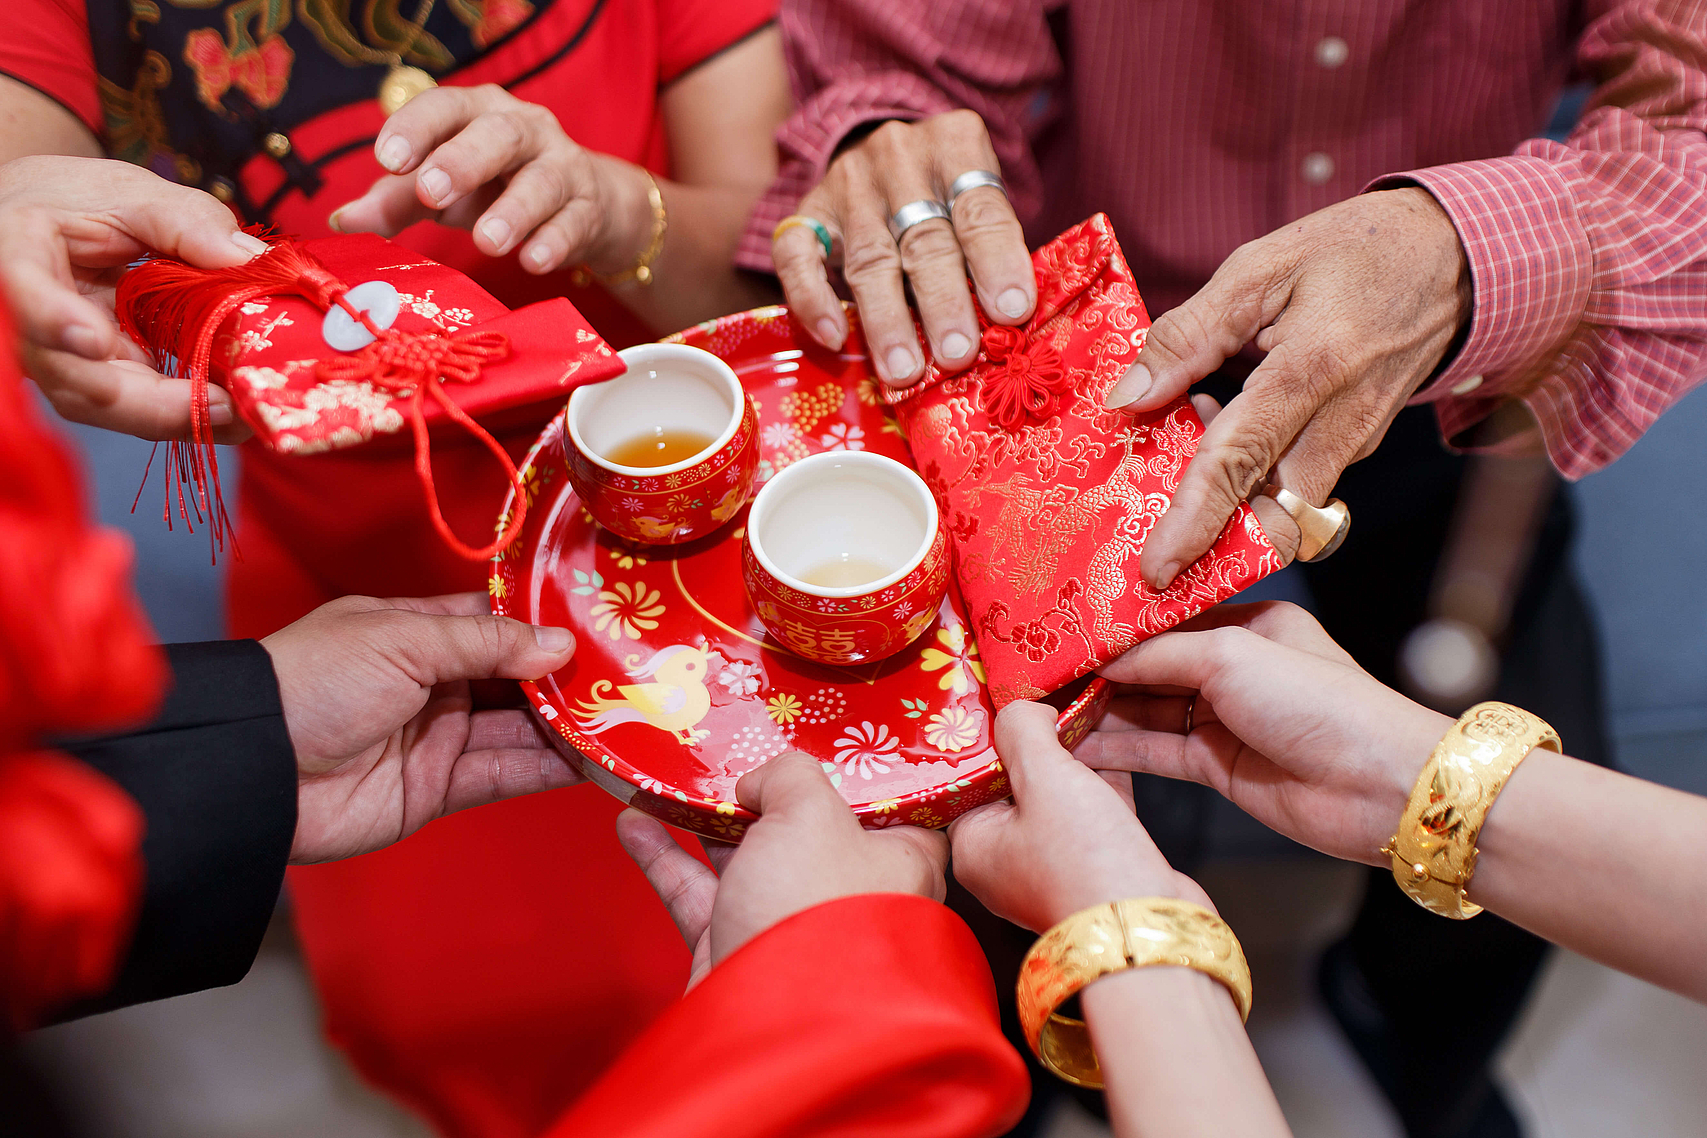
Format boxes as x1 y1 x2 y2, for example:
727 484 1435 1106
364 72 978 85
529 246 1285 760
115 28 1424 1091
884 215 1283 707
116 232 625 560
214 234 622 455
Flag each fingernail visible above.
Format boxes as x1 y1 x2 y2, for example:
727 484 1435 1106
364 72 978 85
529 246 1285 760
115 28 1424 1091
815 318 843 349
480 216 513 251
231 231 270 256
418 167 451 205
208 399 234 426
940 331 972 361
997 288 1030 319
1105 362 1152 409
62 323 103 358
377 134 412 173
1153 561 1181 591
327 208 346 233
885 346 917 382
534 625 574 653
526 243 552 270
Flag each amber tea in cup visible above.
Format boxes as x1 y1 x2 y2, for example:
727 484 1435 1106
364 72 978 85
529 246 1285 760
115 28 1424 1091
565 342 759 545
602 427 720 469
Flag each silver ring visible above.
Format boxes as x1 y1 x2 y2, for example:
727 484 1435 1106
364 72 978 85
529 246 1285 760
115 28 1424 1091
946 170 1008 212
887 199 951 243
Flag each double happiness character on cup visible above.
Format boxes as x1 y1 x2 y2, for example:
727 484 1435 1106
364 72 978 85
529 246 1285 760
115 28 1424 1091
566 343 760 545
742 452 952 666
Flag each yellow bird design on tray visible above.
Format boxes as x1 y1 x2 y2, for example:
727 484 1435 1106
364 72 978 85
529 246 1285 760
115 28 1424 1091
572 644 720 745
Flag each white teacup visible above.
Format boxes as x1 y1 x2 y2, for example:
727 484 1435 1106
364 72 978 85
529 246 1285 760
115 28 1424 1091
565 343 759 545
741 452 952 665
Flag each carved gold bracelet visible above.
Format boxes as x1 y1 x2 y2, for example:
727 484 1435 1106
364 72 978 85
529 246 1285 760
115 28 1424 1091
1016 897 1251 1089
1383 700 1561 919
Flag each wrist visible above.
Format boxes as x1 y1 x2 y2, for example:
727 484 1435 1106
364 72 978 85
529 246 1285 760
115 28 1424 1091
585 156 656 275
1044 869 1207 929
1386 185 1472 329
1363 705 1457 865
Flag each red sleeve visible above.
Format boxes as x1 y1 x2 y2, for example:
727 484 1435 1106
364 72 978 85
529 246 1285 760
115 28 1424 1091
655 0 779 86
1375 0 1707 476
0 0 101 137
735 0 1062 272
545 893 1029 1138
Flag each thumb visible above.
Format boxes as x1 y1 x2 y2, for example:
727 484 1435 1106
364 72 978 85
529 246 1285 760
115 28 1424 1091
734 752 851 824
1105 252 1281 414
393 611 575 686
108 172 269 269
991 700 1075 804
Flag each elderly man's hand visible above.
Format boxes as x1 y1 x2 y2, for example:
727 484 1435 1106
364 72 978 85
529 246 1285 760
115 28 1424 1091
772 112 1035 385
1107 187 1470 588
263 593 582 864
0 155 268 443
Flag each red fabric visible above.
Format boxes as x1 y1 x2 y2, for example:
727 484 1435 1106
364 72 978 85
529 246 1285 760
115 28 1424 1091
0 752 143 1033
0 0 99 134
0 0 784 1131
887 216 1281 706
0 299 158 1029
747 0 1707 480
547 894 1029 1138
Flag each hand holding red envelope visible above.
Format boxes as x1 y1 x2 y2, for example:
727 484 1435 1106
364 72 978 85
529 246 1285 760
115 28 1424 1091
115 233 624 560
884 215 1284 706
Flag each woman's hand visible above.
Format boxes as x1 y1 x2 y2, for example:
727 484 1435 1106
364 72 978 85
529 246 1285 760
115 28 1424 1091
1078 601 1451 866
0 155 266 442
617 754 948 987
949 701 1208 932
332 84 650 277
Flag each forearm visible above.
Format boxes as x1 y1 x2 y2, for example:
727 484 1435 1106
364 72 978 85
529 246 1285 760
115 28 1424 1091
0 74 100 163
593 155 780 331
1084 967 1292 1138
1468 749 1707 1002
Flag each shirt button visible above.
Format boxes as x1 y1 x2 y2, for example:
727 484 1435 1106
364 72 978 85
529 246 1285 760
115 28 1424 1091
1315 36 1349 69
1301 152 1335 184
1451 375 1486 395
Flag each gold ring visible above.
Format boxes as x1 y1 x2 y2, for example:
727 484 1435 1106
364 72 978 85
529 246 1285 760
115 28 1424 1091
772 215 834 260
1260 484 1350 562
1182 693 1196 736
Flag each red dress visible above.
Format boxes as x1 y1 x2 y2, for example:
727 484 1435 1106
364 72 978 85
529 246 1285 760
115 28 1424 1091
2 2 775 1133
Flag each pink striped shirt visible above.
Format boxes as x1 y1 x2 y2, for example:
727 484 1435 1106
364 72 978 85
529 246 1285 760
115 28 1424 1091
737 0 1707 478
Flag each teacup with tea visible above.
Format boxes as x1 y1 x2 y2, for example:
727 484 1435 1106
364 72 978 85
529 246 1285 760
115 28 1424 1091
742 451 951 666
566 343 759 545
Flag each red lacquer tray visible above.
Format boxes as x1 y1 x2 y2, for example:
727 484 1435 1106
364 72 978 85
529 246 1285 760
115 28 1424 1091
491 306 1110 840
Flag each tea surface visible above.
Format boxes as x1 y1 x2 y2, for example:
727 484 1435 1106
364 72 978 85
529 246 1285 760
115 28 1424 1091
797 555 894 589
604 428 717 468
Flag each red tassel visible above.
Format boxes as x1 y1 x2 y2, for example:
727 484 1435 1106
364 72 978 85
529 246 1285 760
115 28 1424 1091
114 234 527 563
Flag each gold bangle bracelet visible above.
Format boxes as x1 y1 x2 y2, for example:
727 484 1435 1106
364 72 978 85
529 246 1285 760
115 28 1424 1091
1382 701 1561 919
1016 897 1251 1089
572 169 667 287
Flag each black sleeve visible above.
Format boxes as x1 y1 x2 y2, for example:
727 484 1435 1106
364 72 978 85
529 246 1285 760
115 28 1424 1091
55 640 297 1017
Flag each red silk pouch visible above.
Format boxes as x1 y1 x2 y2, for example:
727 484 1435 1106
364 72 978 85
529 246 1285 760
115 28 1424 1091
117 233 624 560
884 215 1284 707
